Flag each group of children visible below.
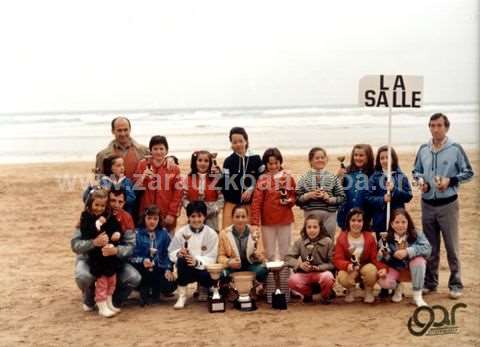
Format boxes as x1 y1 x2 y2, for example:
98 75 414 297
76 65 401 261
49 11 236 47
79 127 432 318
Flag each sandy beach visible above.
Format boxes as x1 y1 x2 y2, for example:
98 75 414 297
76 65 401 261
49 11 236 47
0 151 478 347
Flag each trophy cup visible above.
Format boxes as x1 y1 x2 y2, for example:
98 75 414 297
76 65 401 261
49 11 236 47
231 271 257 311
306 244 314 264
337 155 346 169
412 176 425 190
266 261 287 310
349 247 361 273
211 152 220 172
182 231 192 253
144 154 153 178
206 263 226 313
148 233 157 272
377 232 389 261
274 172 288 205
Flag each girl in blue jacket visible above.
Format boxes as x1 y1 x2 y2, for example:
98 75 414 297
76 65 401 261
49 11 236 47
130 205 177 305
378 209 431 307
336 144 375 230
366 145 413 238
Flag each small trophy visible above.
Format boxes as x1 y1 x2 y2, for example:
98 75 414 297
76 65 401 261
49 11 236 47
337 155 346 169
306 244 314 264
250 230 260 262
377 232 389 261
211 152 220 172
148 233 157 272
206 263 226 313
266 261 287 310
144 154 154 179
396 238 407 250
275 172 288 205
350 248 361 271
231 271 257 311
182 231 192 253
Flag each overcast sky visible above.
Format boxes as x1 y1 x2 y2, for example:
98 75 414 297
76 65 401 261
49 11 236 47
0 0 477 113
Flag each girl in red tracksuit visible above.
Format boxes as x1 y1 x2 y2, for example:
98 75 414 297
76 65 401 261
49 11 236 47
133 135 182 233
251 148 296 261
183 150 224 232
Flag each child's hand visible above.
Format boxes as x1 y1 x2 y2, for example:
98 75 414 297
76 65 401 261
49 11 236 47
347 264 358 273
178 248 189 258
165 270 176 282
386 181 394 192
143 258 154 268
143 167 154 178
185 254 197 267
384 193 391 203
299 261 312 272
92 232 109 247
166 157 178 170
98 216 106 225
111 232 121 242
229 258 241 270
393 249 408 260
377 268 387 278
241 190 253 202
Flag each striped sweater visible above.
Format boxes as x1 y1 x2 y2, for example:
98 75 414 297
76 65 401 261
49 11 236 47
296 170 345 212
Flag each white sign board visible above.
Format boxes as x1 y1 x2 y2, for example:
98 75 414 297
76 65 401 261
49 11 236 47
358 75 423 108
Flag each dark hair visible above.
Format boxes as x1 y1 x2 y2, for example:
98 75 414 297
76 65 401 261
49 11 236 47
138 204 162 228
186 200 207 217
103 155 123 177
189 150 213 175
109 187 126 200
111 116 131 131
374 145 399 171
308 147 327 163
149 135 169 152
347 144 374 176
387 208 418 244
229 127 249 150
231 204 249 217
301 215 329 240
262 147 283 169
345 208 369 232
429 113 450 129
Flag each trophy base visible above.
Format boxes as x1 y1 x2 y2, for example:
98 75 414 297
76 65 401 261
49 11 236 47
272 292 287 310
208 297 226 313
234 298 257 311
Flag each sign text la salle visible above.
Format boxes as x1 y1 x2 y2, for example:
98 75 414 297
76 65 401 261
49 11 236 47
359 75 424 108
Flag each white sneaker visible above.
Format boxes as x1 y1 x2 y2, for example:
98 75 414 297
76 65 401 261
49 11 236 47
174 286 187 309
449 289 463 300
97 300 115 318
363 287 375 304
392 283 404 303
344 289 355 303
412 290 428 307
107 295 121 313
82 303 94 312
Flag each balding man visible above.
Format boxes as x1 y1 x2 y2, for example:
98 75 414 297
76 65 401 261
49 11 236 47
95 117 149 180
